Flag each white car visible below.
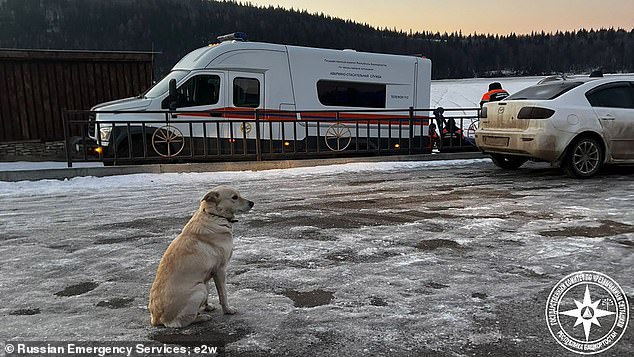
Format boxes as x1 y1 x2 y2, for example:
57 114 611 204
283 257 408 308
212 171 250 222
475 75 634 178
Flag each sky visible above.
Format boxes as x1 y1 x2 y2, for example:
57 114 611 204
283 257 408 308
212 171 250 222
242 0 634 35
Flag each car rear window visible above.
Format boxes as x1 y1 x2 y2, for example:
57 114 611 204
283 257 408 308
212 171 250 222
506 81 584 100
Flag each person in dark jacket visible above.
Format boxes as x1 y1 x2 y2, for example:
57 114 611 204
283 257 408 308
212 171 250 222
480 82 509 106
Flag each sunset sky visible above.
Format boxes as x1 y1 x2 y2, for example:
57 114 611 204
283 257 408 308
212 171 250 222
243 0 634 35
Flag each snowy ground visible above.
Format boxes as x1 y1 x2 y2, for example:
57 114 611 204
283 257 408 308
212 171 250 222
0 159 632 356
430 76 542 109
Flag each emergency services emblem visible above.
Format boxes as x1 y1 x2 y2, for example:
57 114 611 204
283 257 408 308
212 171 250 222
546 271 629 354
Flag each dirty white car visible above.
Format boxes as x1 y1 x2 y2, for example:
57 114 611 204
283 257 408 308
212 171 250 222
475 75 634 177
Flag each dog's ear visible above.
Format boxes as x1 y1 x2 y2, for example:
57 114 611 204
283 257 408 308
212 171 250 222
202 191 219 204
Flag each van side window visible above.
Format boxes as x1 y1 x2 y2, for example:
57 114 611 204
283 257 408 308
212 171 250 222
586 83 634 109
233 77 260 108
162 75 220 109
317 80 386 108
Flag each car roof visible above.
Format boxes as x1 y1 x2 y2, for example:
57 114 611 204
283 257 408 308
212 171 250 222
503 74 634 102
538 74 634 85
572 75 634 92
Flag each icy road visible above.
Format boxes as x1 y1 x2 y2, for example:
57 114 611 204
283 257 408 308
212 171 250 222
0 159 632 356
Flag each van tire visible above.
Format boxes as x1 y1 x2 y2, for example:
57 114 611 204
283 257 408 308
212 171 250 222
490 154 528 169
112 136 153 163
562 136 603 178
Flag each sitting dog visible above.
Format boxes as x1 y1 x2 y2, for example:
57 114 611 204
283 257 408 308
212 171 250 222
148 186 253 328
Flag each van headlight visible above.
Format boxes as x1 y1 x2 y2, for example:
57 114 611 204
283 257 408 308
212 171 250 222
99 127 112 141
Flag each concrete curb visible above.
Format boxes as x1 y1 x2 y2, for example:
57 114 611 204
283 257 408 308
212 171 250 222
0 152 488 182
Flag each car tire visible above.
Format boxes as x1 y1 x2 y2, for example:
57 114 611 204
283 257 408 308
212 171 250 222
490 154 528 169
563 136 604 178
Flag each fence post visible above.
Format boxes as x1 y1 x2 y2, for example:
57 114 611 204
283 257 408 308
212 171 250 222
408 106 413 155
255 109 262 161
62 110 72 168
433 107 444 151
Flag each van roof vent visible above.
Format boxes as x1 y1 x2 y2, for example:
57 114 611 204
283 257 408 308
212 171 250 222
216 32 248 43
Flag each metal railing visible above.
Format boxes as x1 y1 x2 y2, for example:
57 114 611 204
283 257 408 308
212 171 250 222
62 107 480 167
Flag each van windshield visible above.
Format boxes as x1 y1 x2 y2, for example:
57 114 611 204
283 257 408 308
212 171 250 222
506 81 583 100
144 70 190 98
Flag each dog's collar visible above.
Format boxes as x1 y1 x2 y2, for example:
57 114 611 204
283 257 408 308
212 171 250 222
203 209 237 223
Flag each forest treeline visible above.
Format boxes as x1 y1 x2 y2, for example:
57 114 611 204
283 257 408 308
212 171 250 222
1 0 633 79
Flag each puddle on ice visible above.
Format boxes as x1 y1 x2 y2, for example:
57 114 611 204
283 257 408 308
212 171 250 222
96 297 135 309
283 289 334 308
54 281 99 297
9 307 41 315
540 220 634 238
416 239 462 251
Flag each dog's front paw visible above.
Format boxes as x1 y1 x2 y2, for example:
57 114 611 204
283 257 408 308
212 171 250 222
204 304 217 312
222 307 237 315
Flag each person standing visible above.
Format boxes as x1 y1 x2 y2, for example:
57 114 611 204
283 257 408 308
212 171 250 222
480 82 509 107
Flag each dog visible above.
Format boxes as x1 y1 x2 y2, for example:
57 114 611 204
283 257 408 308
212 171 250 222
148 186 253 328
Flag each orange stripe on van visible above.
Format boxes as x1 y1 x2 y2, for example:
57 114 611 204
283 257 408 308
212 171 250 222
176 108 430 126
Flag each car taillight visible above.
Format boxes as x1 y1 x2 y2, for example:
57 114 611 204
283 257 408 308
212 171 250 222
480 106 487 119
517 107 555 119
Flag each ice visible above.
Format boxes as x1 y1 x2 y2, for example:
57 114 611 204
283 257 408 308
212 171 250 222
0 78 632 356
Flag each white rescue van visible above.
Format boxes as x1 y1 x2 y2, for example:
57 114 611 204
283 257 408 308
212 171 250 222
89 33 432 156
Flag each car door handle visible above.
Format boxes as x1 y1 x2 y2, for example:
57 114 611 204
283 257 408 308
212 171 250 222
599 114 615 121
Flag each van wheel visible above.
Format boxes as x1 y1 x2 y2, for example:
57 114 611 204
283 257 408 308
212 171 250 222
112 137 152 163
490 154 528 169
563 137 603 178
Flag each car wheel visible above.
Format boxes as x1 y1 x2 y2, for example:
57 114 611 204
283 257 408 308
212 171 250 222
490 154 528 169
563 137 603 178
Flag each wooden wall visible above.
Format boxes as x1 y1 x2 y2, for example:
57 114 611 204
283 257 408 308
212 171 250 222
0 50 154 142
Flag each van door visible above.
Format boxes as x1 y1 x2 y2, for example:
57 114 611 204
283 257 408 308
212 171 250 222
229 72 264 109
168 71 226 135
158 71 226 156
168 71 226 115
586 82 634 160
228 72 265 141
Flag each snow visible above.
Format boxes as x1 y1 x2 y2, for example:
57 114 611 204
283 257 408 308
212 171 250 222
430 76 541 109
0 159 488 193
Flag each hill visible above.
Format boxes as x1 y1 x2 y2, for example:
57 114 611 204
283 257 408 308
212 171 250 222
1 0 633 79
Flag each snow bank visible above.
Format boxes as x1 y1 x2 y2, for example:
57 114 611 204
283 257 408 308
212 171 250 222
0 159 490 195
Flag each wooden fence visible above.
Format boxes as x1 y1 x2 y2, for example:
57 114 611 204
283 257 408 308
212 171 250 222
0 49 154 142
